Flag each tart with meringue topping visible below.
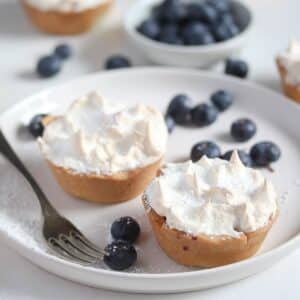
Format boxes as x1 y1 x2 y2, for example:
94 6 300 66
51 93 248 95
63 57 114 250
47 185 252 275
39 92 168 203
143 151 278 267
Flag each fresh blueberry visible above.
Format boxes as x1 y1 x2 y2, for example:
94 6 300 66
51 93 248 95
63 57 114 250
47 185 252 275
166 94 193 125
137 19 160 40
231 118 257 142
212 23 232 41
250 142 281 167
219 13 236 26
181 22 214 45
28 114 48 138
191 141 221 162
227 22 240 37
165 114 176 133
210 90 233 111
159 32 183 45
160 23 178 37
187 3 218 24
222 150 253 167
36 55 61 78
159 0 187 23
191 103 218 126
54 44 72 60
225 59 249 78
103 240 137 271
105 55 131 70
111 216 140 244
207 0 230 14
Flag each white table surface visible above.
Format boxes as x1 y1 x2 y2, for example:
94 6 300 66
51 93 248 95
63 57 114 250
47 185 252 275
0 0 299 299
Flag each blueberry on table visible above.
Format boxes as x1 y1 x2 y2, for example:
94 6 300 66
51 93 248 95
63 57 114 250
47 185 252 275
36 55 61 78
250 142 281 167
191 141 221 162
28 114 48 138
166 94 193 125
103 240 137 271
54 44 72 60
231 118 257 142
111 216 141 244
191 103 218 126
165 114 176 133
225 59 249 78
137 19 160 40
210 90 233 111
222 150 253 167
105 55 131 70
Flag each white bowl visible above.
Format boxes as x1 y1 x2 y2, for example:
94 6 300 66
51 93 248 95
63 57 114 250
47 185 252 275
124 0 253 68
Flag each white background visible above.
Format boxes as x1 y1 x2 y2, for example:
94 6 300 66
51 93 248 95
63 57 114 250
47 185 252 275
0 0 299 299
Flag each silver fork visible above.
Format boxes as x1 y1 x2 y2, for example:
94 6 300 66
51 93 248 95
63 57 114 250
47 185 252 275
0 129 105 266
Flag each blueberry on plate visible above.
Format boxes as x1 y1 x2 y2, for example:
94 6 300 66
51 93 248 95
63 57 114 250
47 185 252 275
111 216 141 244
207 0 230 14
191 103 218 126
222 150 253 167
103 240 137 271
28 114 48 138
210 90 233 111
225 59 249 78
165 114 176 133
105 55 131 70
36 55 62 78
181 22 214 45
54 44 72 60
166 94 193 125
191 141 221 162
137 19 160 40
250 142 281 167
230 118 257 142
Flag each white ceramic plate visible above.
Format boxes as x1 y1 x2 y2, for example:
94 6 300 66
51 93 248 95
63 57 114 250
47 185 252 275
0 68 299 294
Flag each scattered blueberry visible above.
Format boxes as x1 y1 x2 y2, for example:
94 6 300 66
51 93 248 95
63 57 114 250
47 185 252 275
166 94 193 125
137 19 160 40
210 90 233 111
222 150 253 167
28 114 48 138
231 118 257 142
165 114 176 133
191 103 218 126
103 240 137 271
191 141 221 162
36 55 62 78
111 217 140 244
54 44 72 60
105 55 131 70
225 59 249 78
250 142 281 167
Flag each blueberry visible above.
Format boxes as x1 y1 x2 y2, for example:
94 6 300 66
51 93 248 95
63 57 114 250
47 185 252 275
210 90 233 111
36 55 61 78
137 19 160 40
54 44 72 60
159 32 183 45
191 103 218 126
225 59 249 78
160 24 178 37
212 23 232 41
181 22 214 45
227 22 240 37
219 13 236 26
103 240 137 271
250 142 281 167
159 0 187 23
222 150 253 167
111 216 140 244
28 114 48 138
166 94 193 125
191 141 221 162
187 3 218 24
207 0 230 14
105 55 131 70
165 114 176 133
231 118 257 142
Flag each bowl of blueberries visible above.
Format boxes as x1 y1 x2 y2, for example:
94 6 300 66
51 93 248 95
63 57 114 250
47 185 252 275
124 0 253 67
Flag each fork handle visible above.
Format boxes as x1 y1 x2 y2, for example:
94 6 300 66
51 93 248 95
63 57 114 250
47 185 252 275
0 129 58 217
